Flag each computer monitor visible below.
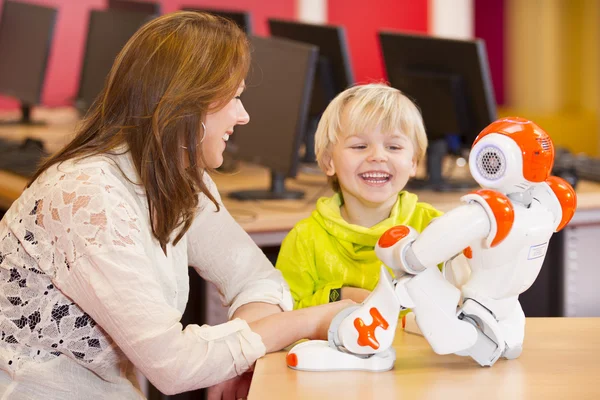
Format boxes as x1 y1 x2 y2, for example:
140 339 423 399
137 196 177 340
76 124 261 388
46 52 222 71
182 7 252 34
379 31 497 192
107 0 161 15
76 9 153 114
0 0 57 125
268 19 354 163
228 35 318 200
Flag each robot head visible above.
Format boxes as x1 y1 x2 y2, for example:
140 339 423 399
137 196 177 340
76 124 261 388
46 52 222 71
469 117 555 193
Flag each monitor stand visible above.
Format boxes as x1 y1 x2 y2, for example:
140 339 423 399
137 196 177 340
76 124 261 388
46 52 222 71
406 138 478 192
0 104 46 126
301 115 319 164
302 56 336 164
228 171 304 201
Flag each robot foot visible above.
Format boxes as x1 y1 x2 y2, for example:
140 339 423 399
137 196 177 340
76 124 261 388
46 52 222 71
458 299 525 365
458 315 502 367
286 340 396 372
498 301 526 360
458 300 506 366
502 345 523 360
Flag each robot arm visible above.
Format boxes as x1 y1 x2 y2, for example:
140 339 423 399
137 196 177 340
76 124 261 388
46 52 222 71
375 203 489 275
404 203 490 269
531 176 577 232
376 189 515 276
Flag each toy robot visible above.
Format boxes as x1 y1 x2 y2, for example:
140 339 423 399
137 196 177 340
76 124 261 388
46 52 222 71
286 117 577 371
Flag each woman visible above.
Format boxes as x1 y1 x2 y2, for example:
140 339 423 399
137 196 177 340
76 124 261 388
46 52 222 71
0 12 351 399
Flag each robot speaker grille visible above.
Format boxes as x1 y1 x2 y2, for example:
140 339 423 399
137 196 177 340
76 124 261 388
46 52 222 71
476 146 507 180
536 137 552 151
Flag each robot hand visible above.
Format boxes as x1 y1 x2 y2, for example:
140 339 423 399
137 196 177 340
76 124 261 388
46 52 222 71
375 225 424 275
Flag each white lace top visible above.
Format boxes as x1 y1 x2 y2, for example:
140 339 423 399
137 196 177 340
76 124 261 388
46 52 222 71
0 152 293 399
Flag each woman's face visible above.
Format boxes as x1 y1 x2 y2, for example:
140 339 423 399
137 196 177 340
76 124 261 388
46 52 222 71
201 82 249 168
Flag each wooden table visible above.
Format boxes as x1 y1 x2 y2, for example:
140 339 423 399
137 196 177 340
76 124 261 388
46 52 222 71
248 315 600 399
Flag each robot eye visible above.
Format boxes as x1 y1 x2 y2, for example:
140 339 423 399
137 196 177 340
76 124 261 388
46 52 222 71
476 146 507 180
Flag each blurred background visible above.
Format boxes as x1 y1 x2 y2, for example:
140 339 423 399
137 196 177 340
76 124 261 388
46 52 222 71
1 1 599 398
0 0 597 156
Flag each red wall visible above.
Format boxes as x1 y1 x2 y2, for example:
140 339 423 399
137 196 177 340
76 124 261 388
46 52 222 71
163 0 294 36
0 0 294 110
328 0 428 83
0 0 505 109
474 0 504 105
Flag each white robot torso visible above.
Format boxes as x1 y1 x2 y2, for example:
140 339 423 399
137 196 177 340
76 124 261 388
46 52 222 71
460 188 557 320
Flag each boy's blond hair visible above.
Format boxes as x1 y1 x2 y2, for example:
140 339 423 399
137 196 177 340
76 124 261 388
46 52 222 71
314 83 428 191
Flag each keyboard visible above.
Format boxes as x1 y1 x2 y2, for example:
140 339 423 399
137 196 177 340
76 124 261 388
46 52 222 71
553 148 600 187
574 156 600 183
0 137 47 178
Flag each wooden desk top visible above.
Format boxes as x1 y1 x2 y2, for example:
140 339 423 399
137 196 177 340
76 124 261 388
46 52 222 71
248 315 600 400
3 108 600 242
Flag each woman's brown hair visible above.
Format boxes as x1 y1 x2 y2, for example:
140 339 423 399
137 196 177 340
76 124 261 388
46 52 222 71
29 11 250 251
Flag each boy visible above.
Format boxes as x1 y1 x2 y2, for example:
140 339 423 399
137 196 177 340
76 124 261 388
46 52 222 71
276 83 443 308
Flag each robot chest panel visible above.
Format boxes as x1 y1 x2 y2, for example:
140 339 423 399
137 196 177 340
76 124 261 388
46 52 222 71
511 205 555 244
476 205 554 263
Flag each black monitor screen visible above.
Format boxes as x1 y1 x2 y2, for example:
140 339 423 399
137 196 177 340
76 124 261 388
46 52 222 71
77 9 152 113
182 7 252 34
268 19 353 118
379 31 497 191
228 35 317 201
0 1 57 106
107 0 161 15
379 31 496 145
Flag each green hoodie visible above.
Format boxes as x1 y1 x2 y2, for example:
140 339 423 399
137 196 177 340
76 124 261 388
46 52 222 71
276 191 443 309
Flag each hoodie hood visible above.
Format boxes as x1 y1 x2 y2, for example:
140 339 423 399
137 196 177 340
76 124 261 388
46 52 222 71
311 191 419 259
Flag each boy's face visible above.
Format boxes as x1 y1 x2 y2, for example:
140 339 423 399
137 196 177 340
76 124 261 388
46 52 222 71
325 122 417 208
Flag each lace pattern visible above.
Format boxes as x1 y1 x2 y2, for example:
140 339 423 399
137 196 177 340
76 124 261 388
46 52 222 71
0 164 139 376
0 154 290 396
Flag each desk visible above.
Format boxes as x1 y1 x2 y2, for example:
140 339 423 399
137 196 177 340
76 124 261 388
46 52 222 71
248 315 600 399
0 107 77 209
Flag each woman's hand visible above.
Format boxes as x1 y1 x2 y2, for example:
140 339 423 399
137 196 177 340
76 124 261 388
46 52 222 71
206 370 253 400
246 299 356 353
311 299 356 340
341 287 371 303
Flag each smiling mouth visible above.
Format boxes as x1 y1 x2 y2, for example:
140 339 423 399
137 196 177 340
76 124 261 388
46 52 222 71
359 171 392 185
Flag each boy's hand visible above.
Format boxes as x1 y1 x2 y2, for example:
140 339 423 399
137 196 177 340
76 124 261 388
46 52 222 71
341 287 371 303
